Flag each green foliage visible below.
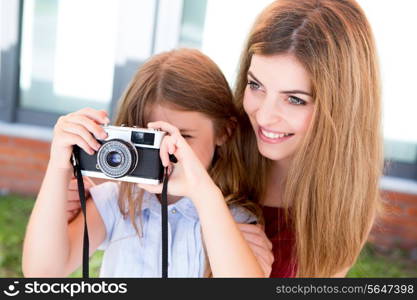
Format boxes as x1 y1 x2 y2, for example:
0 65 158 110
0 194 35 277
348 244 417 278
69 251 104 278
0 194 104 277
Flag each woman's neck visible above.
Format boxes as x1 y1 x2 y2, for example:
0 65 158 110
261 158 291 208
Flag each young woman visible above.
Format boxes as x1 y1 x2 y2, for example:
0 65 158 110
234 0 384 277
22 48 269 277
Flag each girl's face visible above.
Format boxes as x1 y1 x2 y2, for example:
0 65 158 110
243 53 314 163
146 104 223 169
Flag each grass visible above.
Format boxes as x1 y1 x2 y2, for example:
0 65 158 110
348 245 417 278
0 193 103 277
0 194 35 277
0 193 416 278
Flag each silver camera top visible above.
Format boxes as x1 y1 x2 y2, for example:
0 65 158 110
99 125 166 149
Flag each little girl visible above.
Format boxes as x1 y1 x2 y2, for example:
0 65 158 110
22 48 266 277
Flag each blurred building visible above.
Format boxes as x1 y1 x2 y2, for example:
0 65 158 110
0 0 416 259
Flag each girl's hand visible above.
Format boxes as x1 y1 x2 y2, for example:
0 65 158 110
66 176 95 223
237 224 274 277
49 108 110 170
137 121 215 199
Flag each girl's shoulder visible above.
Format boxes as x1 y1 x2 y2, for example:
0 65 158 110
229 204 258 224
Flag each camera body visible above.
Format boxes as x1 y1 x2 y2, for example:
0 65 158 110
73 125 166 185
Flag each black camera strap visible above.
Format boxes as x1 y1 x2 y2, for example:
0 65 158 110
71 146 171 279
161 167 169 278
72 146 90 278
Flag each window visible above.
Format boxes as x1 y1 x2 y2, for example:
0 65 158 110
178 0 207 48
1 0 159 127
19 0 118 115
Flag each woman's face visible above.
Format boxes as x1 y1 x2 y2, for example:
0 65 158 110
243 53 314 162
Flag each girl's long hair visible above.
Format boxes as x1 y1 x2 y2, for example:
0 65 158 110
113 48 261 276
234 0 384 277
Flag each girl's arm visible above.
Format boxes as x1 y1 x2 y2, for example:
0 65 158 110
191 182 266 277
22 165 106 277
22 108 109 277
139 121 267 277
22 165 73 277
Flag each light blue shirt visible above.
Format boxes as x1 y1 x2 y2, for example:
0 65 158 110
89 182 257 277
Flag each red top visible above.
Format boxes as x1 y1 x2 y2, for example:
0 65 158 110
262 206 297 277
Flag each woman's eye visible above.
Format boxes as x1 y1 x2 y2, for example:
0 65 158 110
288 96 306 105
181 134 192 139
247 80 260 90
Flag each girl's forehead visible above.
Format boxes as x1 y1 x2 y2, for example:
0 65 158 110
146 104 213 131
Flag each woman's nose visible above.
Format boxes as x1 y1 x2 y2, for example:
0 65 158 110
256 96 283 127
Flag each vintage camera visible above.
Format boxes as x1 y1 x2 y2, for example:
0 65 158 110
73 125 166 184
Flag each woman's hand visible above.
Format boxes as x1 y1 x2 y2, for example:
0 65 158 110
137 121 215 200
237 224 274 277
66 176 95 223
49 108 110 170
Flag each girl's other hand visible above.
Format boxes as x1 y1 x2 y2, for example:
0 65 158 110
49 108 110 171
66 176 95 223
237 224 274 277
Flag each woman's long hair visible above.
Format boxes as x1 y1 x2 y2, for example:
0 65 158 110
113 48 262 276
234 0 384 277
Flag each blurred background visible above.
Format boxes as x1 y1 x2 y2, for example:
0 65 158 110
0 0 416 277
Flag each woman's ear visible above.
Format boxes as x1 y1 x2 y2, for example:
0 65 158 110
215 117 237 146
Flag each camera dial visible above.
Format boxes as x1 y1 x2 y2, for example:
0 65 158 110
97 139 139 178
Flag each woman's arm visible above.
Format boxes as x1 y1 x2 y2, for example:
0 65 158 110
238 224 274 277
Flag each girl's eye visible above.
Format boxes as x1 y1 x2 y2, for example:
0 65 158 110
181 134 192 139
288 95 306 105
247 80 261 90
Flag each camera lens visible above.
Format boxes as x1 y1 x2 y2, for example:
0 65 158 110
97 139 139 178
106 151 122 167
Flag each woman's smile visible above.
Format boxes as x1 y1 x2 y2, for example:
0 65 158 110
258 126 295 144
